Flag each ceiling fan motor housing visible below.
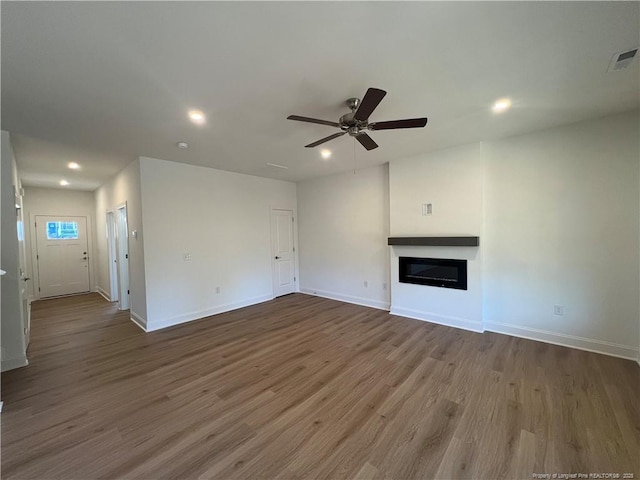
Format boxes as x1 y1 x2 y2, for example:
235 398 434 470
340 98 367 135
340 113 367 135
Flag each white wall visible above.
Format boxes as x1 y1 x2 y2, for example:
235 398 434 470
139 157 297 331
94 159 147 324
298 111 639 360
483 110 639 359
389 143 483 236
22 187 97 299
1 131 28 371
297 164 390 310
389 143 484 331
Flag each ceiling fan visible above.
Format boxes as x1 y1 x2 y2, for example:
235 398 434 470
287 87 428 151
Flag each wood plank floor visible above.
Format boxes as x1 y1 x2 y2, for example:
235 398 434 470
2 293 638 479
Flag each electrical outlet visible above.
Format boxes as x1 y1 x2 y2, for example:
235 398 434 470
183 253 192 262
553 305 564 316
364 280 368 288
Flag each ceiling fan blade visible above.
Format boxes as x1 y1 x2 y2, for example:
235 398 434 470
355 133 379 151
287 115 339 128
305 131 346 148
369 118 428 130
354 88 387 122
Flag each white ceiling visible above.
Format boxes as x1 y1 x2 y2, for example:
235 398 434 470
2 2 639 190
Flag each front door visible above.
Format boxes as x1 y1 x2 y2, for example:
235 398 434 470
35 216 90 298
271 209 295 297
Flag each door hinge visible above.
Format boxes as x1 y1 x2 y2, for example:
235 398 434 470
38 287 41 292
125 253 128 259
293 246 295 252
127 289 130 295
292 217 294 222
294 276 296 282
36 254 39 260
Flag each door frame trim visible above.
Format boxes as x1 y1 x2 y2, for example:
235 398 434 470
30 214 95 300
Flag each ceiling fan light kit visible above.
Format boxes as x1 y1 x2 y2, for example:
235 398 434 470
287 87 428 151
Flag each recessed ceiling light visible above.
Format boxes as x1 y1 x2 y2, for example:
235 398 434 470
177 142 189 149
320 149 332 159
59 180 69 186
188 109 206 124
68 162 80 170
492 98 512 113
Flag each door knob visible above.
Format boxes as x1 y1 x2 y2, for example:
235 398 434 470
82 257 88 260
275 256 281 259
23 277 30 282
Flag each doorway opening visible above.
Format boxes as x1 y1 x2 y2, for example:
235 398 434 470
106 211 118 304
107 205 130 311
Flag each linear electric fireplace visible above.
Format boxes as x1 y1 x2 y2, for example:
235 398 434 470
399 257 467 290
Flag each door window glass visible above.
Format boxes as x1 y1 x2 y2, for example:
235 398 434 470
46 221 79 240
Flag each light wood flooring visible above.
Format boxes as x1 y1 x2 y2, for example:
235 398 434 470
1 293 638 479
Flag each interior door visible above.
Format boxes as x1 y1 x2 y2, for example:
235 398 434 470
116 206 130 310
106 211 119 303
271 209 295 297
35 216 90 298
16 189 29 346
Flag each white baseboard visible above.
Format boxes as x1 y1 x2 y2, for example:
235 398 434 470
485 320 639 362
1 355 29 372
130 311 147 331
145 294 274 332
94 286 111 302
300 288 390 311
390 306 484 333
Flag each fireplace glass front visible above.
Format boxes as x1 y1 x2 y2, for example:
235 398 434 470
399 257 467 290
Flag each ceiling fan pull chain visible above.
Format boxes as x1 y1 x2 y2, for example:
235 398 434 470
353 137 357 175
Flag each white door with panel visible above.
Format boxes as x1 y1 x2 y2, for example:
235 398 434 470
271 209 296 297
16 189 30 346
115 206 130 310
106 211 119 303
35 216 90 298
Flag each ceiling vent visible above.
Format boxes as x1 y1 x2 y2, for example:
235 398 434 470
607 47 638 72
